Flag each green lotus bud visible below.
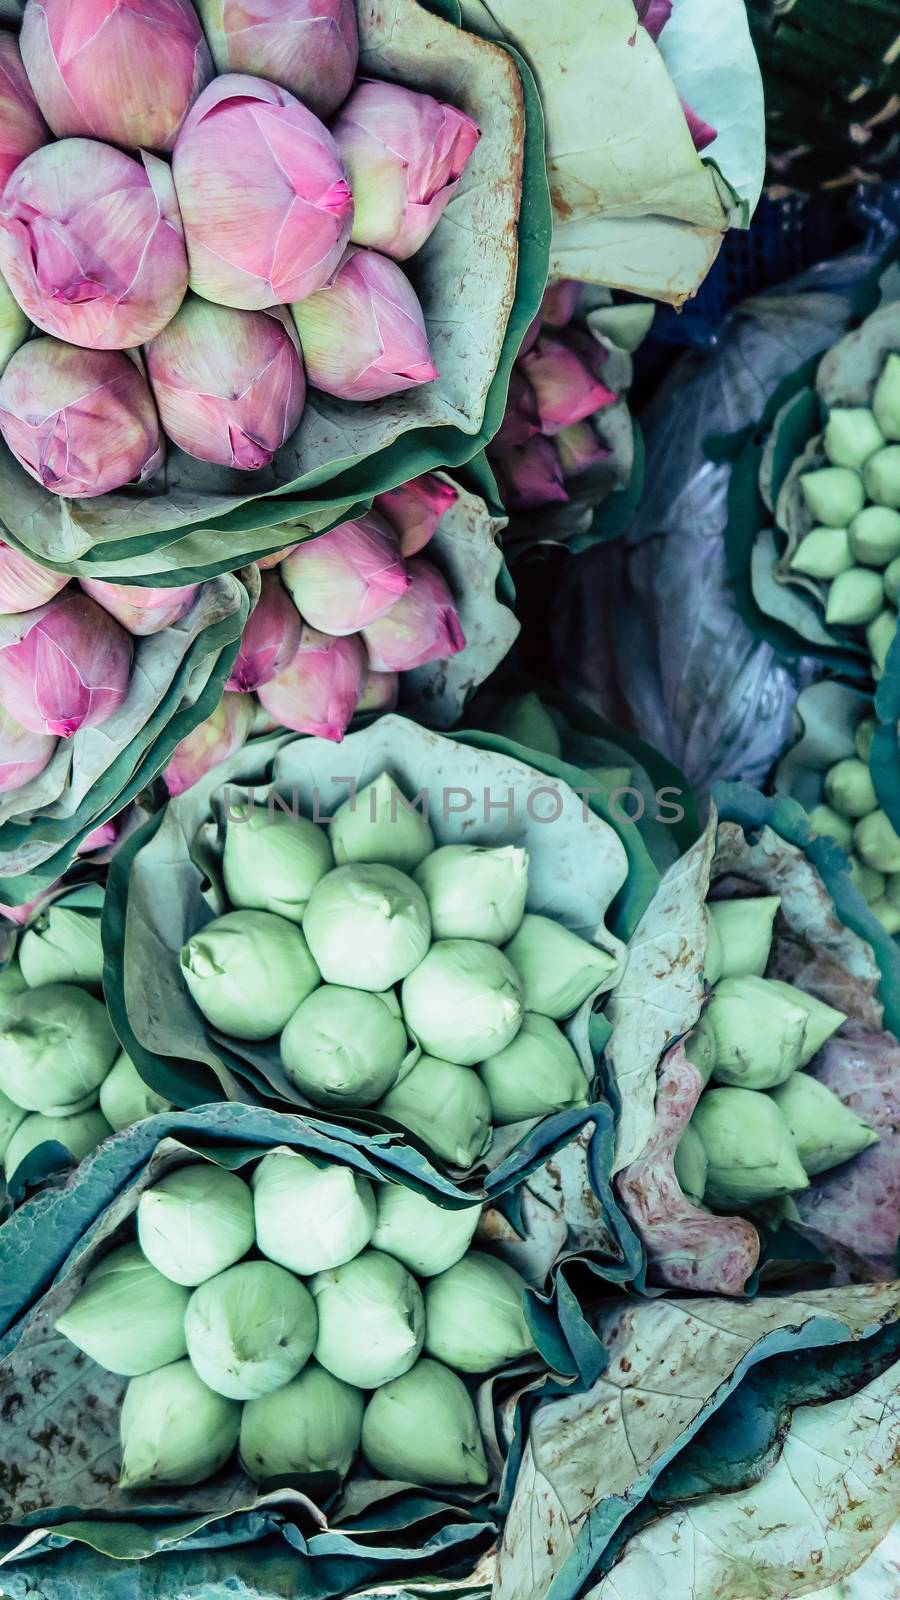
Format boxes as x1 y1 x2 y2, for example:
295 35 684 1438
181 910 320 1040
799 466 864 527
0 959 26 1011
873 352 900 440
788 526 853 580
119 1359 240 1488
707 976 808 1089
704 912 724 984
137 1163 255 1286
502 913 617 1019
479 1011 588 1125
808 803 854 850
414 844 528 945
240 1363 364 1482
303 864 431 991
361 1358 488 1486
311 1250 425 1388
330 772 435 872
0 1085 25 1160
824 566 884 626
692 1087 810 1207
706 895 780 978
281 985 407 1106
823 407 884 470
185 1260 317 1400
854 808 900 872
223 807 333 924
769 1072 878 1177
854 715 877 762
372 1186 481 1277
759 974 846 1065
683 1013 717 1085
868 609 898 676
99 1052 173 1133
863 444 900 509
252 1150 375 1275
401 939 523 1065
673 1121 708 1205
0 983 118 1112
377 1054 493 1168
849 855 885 905
424 1252 533 1372
489 692 562 757
870 893 900 934
4 1107 111 1180
848 504 900 566
54 1244 189 1376
17 905 103 991
823 757 878 819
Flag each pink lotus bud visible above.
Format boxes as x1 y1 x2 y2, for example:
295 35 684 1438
540 280 582 328
196 0 358 121
0 30 49 190
681 99 717 152
556 420 611 477
0 883 57 924
489 438 569 512
20 0 213 152
0 337 164 499
0 591 132 737
164 690 254 797
374 474 458 558
291 246 438 402
492 368 541 451
361 557 465 672
80 814 121 852
257 624 366 742
636 0 672 42
146 296 305 471
226 571 301 692
332 80 480 261
357 668 399 714
0 140 188 350
0 540 68 612
519 335 616 436
282 512 409 635
0 698 56 791
172 74 353 310
78 578 200 636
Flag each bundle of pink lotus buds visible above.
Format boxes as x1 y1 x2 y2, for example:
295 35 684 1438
0 539 203 791
0 0 481 498
164 473 465 792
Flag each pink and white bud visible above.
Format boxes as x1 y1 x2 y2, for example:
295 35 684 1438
556 420 610 477
164 690 254 797
0 540 68 612
257 624 366 742
637 0 672 41
256 543 300 569
79 814 122 853
0 338 163 499
0 591 132 737
361 557 464 672
0 30 49 190
492 368 541 452
332 80 480 261
291 246 438 402
0 140 188 350
357 668 399 715
0 698 56 791
519 335 616 436
225 571 301 691
540 280 582 328
20 0 213 152
146 297 305 471
78 578 200 636
196 0 358 121
489 438 569 512
374 474 458 558
281 512 409 635
173 74 353 310
0 884 57 924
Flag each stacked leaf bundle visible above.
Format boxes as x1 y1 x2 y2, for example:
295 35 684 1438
0 887 170 1188
55 1150 533 1491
